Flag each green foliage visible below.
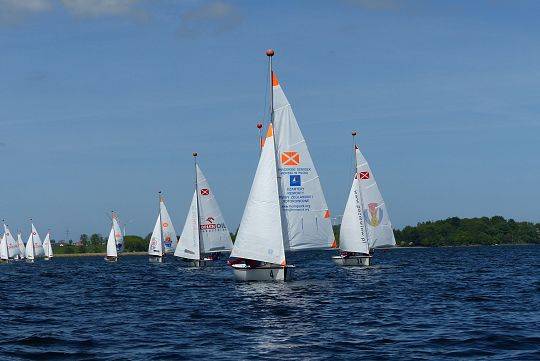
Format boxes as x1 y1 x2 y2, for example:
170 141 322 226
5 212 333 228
124 235 147 252
393 216 540 247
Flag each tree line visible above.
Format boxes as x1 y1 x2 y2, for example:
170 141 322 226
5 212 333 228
52 216 539 254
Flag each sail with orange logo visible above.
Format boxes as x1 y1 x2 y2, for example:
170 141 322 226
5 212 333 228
354 146 395 248
159 197 178 253
271 71 335 250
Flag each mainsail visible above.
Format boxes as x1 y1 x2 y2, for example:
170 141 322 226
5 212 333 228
195 164 233 254
174 191 200 260
339 177 370 254
160 199 177 253
112 214 124 252
31 224 44 257
271 72 335 250
231 125 286 265
2 225 20 259
0 234 6 260
43 231 53 258
106 227 117 258
354 147 396 248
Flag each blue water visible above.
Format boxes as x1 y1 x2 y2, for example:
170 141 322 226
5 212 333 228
0 246 538 360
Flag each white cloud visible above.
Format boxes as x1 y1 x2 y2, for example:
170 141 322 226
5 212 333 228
60 0 145 18
178 0 243 37
0 0 52 24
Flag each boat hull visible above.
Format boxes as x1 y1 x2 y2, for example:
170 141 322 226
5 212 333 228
44 257 52 261
26 259 35 263
149 256 163 263
104 256 118 262
332 255 371 266
231 264 295 282
180 258 217 268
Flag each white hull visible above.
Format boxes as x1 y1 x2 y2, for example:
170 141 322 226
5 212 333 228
104 256 118 262
231 264 295 282
44 257 52 261
332 255 371 266
26 259 35 263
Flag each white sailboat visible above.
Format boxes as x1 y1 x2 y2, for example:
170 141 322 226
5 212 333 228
28 222 44 259
230 49 335 281
148 192 177 262
105 212 119 262
16 232 26 260
333 131 396 266
43 231 53 260
1 223 21 263
174 153 233 267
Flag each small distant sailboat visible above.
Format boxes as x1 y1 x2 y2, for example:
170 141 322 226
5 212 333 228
43 230 53 260
174 153 233 267
332 131 396 266
105 211 123 262
148 192 177 263
25 221 44 262
1 222 21 263
229 49 335 281
15 232 26 260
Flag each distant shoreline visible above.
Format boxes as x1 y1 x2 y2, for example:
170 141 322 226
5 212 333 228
54 252 148 258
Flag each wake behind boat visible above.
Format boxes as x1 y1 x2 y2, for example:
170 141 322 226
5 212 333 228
229 49 335 281
174 153 233 267
332 131 396 266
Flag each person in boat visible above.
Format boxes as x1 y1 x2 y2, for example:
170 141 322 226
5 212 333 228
340 251 370 258
227 258 262 268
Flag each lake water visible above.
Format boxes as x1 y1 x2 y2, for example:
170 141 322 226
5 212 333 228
0 246 538 360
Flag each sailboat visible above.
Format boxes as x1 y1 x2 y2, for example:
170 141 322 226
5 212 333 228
148 192 177 262
43 230 53 260
1 223 21 263
15 232 26 260
332 131 396 266
174 153 233 267
229 49 335 281
25 221 44 262
105 211 123 262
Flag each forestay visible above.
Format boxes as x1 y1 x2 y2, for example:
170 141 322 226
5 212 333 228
339 177 370 254
196 164 233 254
355 147 396 248
174 191 200 260
231 125 286 265
271 72 334 251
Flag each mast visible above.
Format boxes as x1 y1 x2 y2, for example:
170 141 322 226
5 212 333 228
257 123 263 153
158 191 164 256
30 218 35 258
266 48 288 264
193 152 202 259
352 131 370 251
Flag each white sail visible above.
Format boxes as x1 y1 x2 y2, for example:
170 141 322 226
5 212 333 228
16 233 26 259
159 199 178 253
112 216 124 252
196 164 233 254
43 232 53 258
174 191 200 260
25 234 35 260
148 214 164 256
0 234 7 260
231 125 286 265
271 72 335 250
106 227 117 258
355 147 396 248
31 224 44 257
4 225 20 258
339 177 370 254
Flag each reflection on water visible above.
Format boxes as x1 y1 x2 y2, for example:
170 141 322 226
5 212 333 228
0 246 538 360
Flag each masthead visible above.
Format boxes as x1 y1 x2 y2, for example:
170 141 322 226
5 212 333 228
266 49 275 57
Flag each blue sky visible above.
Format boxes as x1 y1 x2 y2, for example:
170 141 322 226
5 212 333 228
1 0 539 239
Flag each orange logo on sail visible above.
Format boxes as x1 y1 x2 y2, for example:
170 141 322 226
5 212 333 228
281 151 300 166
